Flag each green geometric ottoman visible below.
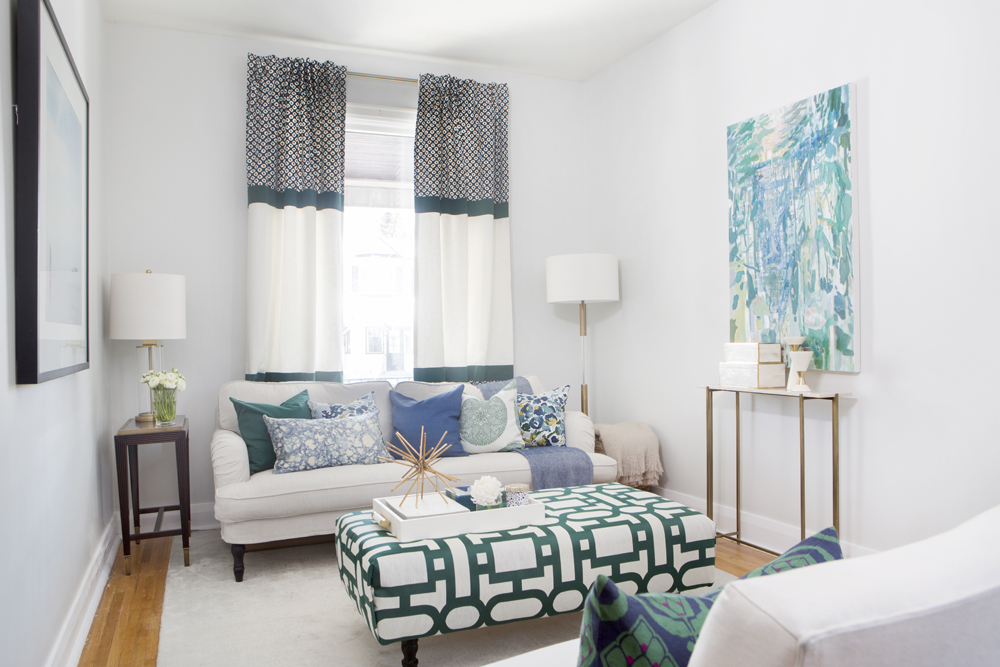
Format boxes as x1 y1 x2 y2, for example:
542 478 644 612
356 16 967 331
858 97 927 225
336 483 716 664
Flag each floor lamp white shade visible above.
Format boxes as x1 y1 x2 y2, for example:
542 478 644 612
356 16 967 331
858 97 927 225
110 272 187 422
546 253 620 305
546 254 619 415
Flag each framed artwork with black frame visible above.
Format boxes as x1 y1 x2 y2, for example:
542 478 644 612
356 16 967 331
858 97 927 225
15 0 90 384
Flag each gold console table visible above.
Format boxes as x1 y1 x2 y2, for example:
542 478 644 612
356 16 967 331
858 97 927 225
705 386 848 555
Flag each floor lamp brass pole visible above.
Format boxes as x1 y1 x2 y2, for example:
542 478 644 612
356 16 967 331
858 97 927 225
580 300 588 415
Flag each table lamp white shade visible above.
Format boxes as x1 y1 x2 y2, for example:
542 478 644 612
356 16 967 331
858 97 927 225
110 273 187 340
546 254 620 304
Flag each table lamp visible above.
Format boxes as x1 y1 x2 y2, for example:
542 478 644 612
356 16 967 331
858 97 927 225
546 254 619 415
110 271 186 423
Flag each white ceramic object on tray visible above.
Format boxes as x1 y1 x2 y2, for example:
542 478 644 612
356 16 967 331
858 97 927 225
373 496 547 542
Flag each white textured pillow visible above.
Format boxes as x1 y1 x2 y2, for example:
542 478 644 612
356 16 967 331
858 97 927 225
459 380 524 454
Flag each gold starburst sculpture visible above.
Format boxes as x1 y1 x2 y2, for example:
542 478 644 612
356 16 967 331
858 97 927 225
378 427 460 508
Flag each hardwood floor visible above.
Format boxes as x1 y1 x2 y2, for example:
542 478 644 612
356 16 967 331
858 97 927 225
715 537 773 576
77 537 172 667
76 534 771 666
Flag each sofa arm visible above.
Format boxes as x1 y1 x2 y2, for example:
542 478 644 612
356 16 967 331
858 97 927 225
565 410 595 453
211 429 251 491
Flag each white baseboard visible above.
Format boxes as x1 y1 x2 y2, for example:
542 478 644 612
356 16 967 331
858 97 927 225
192 502 221 531
651 486 876 559
44 516 119 667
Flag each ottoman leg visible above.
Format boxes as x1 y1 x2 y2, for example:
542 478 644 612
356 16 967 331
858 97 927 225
400 639 418 667
232 543 246 582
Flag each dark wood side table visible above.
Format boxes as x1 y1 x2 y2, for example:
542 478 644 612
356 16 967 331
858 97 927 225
114 416 191 575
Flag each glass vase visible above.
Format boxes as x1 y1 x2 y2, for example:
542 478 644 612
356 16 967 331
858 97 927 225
476 502 502 511
153 388 177 425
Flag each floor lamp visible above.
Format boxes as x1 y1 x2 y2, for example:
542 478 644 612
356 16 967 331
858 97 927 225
546 254 619 415
110 271 187 423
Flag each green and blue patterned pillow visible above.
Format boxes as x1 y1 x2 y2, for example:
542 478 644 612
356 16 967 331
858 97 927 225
577 527 843 667
516 385 569 447
460 380 525 454
307 391 377 420
263 409 389 474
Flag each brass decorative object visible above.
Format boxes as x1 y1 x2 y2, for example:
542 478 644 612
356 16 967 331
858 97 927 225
378 427 460 508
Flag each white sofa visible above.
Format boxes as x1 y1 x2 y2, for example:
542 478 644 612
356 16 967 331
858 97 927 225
211 376 618 580
485 503 1000 667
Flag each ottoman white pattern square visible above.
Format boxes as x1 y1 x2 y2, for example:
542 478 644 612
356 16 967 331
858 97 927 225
336 483 716 645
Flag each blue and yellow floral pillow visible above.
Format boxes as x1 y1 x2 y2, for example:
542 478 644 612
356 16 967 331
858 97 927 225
307 391 377 420
577 527 843 667
263 408 389 474
516 385 569 447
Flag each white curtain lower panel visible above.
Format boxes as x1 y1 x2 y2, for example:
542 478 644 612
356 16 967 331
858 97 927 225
246 201 344 381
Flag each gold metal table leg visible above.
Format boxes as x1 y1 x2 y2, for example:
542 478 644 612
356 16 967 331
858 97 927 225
124 554 131 576
833 394 840 536
735 391 742 542
799 394 806 541
706 388 714 522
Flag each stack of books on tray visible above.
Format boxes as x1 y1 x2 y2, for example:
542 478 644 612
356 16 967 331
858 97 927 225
719 343 786 389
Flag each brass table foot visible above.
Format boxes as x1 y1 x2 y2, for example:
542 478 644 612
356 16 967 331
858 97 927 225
124 554 132 576
134 525 141 544
184 547 190 567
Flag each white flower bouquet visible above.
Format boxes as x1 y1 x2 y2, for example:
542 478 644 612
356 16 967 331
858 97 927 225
141 368 187 391
470 475 504 509
142 368 186 423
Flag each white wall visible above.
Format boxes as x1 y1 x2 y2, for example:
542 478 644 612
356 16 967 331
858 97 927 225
584 0 1000 554
103 25 593 512
0 0 112 665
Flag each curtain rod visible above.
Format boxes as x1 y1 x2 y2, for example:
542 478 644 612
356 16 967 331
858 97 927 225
347 71 418 85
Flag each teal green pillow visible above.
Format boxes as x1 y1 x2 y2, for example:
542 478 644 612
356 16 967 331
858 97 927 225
230 390 311 475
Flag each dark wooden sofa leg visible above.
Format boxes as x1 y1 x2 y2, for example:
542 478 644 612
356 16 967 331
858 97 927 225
232 543 246 582
401 639 418 667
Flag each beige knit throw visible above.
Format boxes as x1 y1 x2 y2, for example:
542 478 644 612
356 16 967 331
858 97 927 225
593 421 664 488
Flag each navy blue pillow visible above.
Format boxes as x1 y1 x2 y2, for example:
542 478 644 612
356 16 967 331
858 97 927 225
388 386 468 458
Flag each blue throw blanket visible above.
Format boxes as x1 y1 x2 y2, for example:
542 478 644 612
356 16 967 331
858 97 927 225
514 446 594 490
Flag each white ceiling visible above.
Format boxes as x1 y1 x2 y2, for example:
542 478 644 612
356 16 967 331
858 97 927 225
101 0 718 81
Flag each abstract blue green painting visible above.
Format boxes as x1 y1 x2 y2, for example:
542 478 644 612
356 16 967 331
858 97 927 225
728 83 859 372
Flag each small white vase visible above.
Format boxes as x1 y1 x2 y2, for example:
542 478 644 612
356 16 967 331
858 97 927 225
787 350 814 393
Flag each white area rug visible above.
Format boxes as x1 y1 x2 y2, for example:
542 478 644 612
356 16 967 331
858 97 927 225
157 530 739 667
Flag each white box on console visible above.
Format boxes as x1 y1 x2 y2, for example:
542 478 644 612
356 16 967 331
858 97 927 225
719 361 786 389
724 342 782 363
373 495 547 542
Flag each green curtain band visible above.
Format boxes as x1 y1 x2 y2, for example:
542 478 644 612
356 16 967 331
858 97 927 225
413 365 515 383
245 371 344 383
248 185 344 211
415 196 509 219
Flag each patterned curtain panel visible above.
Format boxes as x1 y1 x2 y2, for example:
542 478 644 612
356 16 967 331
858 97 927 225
245 54 346 382
413 74 513 382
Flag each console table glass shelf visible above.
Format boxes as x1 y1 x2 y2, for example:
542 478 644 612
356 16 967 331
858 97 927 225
705 386 850 556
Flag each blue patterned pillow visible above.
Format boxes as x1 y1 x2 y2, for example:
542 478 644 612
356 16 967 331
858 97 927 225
516 385 569 447
577 527 843 667
307 391 377 420
263 409 389 474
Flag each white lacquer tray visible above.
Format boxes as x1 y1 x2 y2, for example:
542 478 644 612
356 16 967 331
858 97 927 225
373 495 546 542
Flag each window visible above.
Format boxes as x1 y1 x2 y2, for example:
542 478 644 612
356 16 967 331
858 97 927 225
342 104 416 383
365 326 384 354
